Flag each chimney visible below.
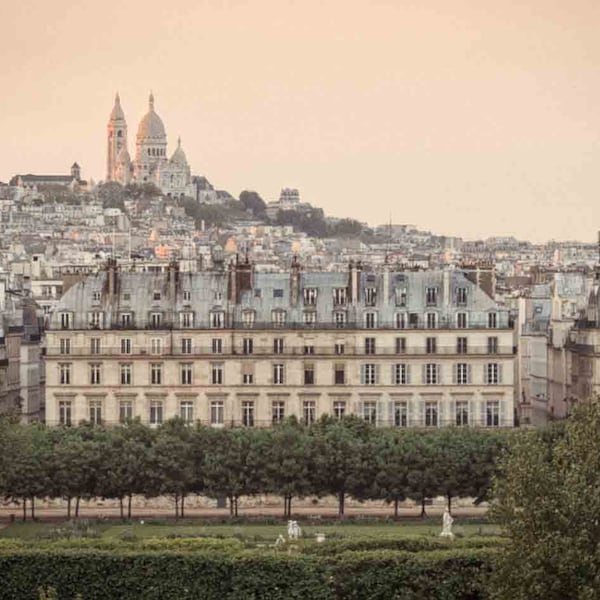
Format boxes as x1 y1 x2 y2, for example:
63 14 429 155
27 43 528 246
228 259 237 303
382 264 390 305
106 257 119 299
168 260 180 306
442 268 451 307
290 255 301 306
352 261 363 304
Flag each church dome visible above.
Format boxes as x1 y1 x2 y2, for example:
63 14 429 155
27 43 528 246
170 137 188 165
137 93 166 141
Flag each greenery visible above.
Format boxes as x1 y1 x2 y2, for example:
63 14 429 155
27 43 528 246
0 416 511 520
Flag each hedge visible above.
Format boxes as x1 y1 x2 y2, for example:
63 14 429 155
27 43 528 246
0 546 496 600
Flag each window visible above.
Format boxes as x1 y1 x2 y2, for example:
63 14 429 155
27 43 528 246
333 287 347 306
242 310 255 328
273 288 284 298
89 363 101 385
120 363 132 385
180 312 194 328
333 401 346 419
395 337 406 354
60 312 71 329
456 363 469 385
303 343 315 355
456 401 469 426
426 337 437 354
486 400 500 427
183 290 191 302
210 311 225 328
303 288 317 305
210 401 224 425
153 292 161 301
334 311 347 328
362 401 377 424
365 287 377 306
151 338 162 354
123 293 131 301
394 401 408 427
59 338 71 355
457 312 467 329
303 400 316 424
242 401 254 426
242 338 253 355
457 337 468 354
59 400 72 426
425 363 439 384
304 364 315 385
488 312 498 329
334 364 345 385
456 287 467 306
120 312 132 328
150 363 162 385
424 402 438 427
89 401 102 425
90 338 101 355
92 291 101 303
335 342 345 355
212 338 223 354
242 372 254 384
59 363 71 385
426 287 438 306
487 336 498 354
88 311 103 329
362 364 377 385
180 401 194 423
120 338 132 354
150 312 162 328
181 338 192 354
211 363 224 385
426 312 437 329
393 363 409 385
394 312 407 329
150 400 163 425
272 310 286 327
364 312 377 329
485 363 500 385
395 288 407 307
273 338 284 354
365 337 376 355
181 363 193 385
214 290 223 302
273 363 285 384
119 400 133 423
303 311 316 327
272 401 285 423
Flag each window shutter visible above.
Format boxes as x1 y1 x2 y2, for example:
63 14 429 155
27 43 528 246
391 365 396 385
437 364 442 385
406 364 411 385
452 364 457 385
360 364 365 385
375 365 380 385
467 364 472 384
498 364 503 384
422 364 427 385
483 365 488 385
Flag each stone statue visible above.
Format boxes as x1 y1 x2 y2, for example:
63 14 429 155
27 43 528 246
287 520 301 540
440 507 454 539
275 534 286 546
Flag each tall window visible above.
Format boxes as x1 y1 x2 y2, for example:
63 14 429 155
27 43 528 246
181 338 192 354
486 400 500 427
183 290 191 302
89 312 103 329
303 311 317 327
393 363 408 385
395 337 406 354
120 312 132 328
487 312 498 329
362 364 377 385
272 310 286 327
181 363 193 385
303 364 315 385
272 401 285 423
273 338 284 354
119 400 133 423
303 400 316 424
150 313 162 328
120 338 132 354
211 363 224 385
334 364 345 385
89 401 102 425
426 312 437 329
426 337 437 354
394 401 408 427
59 363 71 385
395 288 407 307
487 336 498 354
333 401 346 419
485 363 500 385
242 310 255 328
242 338 253 355
364 312 377 329
333 287 347 306
334 311 347 328
425 363 439 384
151 338 162 354
150 400 163 425
210 311 225 328
424 402 438 427
210 401 224 425
180 312 194 328
456 287 467 306
456 363 469 385
242 401 254 427
58 400 72 426
273 364 285 385
456 401 469 426
60 312 71 329
89 363 101 385
456 312 467 329
364 337 376 355
425 287 438 306
120 363 132 385
90 338 101 355
456 337 468 354
334 342 345 355
365 287 377 306
59 338 71 355
211 338 223 354
180 401 194 423
150 363 162 385
303 288 318 305
394 312 407 329
242 365 254 385
362 401 377 424
303 343 315 355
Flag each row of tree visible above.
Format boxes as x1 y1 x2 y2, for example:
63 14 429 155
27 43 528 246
0 416 512 520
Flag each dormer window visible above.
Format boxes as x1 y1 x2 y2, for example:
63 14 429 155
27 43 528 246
488 312 498 329
334 311 347 328
364 311 377 329
242 310 256 328
303 311 317 327
273 289 284 299
426 287 438 306
333 288 347 306
180 312 194 328
183 290 191 302
272 309 286 327
153 292 161 301
395 288 407 307
456 287 467 306
88 311 104 329
303 288 318 306
365 287 377 306
92 291 101 303
425 312 437 329
120 312 132 328
394 312 407 329
150 312 162 328
60 312 72 329
210 311 225 328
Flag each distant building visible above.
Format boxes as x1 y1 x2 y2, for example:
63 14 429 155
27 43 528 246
10 163 87 192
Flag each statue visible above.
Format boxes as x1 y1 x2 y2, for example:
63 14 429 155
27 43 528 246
440 507 454 539
275 534 286 546
287 520 301 540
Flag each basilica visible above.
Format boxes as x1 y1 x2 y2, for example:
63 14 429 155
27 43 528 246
106 93 194 197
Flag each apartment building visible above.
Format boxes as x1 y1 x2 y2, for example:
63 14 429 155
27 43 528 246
45 259 516 428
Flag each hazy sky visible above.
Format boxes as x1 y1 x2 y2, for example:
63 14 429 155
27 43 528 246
1 0 599 242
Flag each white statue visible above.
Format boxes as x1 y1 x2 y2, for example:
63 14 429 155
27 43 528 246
440 507 455 539
287 520 301 540
275 534 286 546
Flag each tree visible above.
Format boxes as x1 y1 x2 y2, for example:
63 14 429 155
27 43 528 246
97 182 126 210
239 190 266 218
405 432 438 518
490 399 600 600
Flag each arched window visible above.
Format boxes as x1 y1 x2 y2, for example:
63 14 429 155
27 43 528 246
117 130 122 138
147 148 151 156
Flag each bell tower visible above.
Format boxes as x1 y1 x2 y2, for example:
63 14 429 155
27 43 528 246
106 92 128 182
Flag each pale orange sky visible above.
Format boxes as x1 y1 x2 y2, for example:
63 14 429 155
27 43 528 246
1 0 599 242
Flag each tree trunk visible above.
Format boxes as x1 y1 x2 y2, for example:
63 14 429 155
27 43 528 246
394 497 399 519
180 495 185 518
234 496 239 517
67 497 72 520
283 495 288 518
229 496 234 517
338 491 345 518
75 496 80 518
287 495 292 518
31 496 35 520
119 497 124 520
175 494 179 520
128 494 132 519
420 496 427 518
22 498 26 522
447 493 452 513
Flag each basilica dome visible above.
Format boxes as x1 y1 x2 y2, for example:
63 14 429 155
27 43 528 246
170 137 188 165
137 93 166 141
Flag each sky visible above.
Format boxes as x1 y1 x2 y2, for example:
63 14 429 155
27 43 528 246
1 0 599 242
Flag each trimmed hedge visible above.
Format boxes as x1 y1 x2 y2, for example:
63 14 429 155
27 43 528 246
0 546 496 600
